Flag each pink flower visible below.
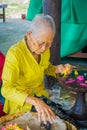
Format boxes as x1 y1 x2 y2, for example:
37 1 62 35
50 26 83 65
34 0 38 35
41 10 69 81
1 127 5 130
65 78 75 84
79 83 87 87
76 75 84 82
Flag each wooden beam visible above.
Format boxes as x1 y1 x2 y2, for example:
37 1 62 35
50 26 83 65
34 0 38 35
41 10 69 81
42 0 61 65
68 52 87 58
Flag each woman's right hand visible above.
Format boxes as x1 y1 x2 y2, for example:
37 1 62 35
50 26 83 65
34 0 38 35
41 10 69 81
25 96 57 124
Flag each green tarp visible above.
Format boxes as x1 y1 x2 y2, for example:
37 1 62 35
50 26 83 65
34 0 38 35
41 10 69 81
26 0 87 57
26 0 42 21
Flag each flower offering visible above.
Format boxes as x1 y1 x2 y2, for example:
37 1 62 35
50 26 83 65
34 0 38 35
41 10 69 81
1 123 24 130
64 70 87 87
76 75 84 83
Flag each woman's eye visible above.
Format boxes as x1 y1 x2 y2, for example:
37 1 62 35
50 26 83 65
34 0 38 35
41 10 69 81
39 43 45 47
46 43 51 48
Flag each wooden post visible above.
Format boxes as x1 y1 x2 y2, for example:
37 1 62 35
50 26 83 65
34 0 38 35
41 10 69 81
42 0 61 65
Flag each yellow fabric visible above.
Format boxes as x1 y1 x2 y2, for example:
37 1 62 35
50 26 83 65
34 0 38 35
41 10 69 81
1 38 56 114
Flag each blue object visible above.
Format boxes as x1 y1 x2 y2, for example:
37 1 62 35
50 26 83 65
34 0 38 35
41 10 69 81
0 83 5 105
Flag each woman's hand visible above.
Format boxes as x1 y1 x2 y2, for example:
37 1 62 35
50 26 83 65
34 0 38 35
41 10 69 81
54 64 65 74
25 96 56 124
54 64 76 76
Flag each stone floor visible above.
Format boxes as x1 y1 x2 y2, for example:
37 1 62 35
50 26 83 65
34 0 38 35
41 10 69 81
0 18 30 55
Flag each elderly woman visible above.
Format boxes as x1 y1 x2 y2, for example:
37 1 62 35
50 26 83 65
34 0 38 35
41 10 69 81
1 15 72 124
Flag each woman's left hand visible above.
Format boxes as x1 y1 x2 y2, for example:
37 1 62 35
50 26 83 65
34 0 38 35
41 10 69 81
54 64 76 76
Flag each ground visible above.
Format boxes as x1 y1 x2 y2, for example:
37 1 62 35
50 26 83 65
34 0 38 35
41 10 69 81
0 0 30 55
0 0 29 19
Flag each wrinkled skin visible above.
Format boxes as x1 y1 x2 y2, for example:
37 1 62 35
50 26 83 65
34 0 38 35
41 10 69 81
26 96 56 124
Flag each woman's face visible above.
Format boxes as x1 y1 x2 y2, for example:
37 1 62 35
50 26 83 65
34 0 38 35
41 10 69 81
26 31 54 55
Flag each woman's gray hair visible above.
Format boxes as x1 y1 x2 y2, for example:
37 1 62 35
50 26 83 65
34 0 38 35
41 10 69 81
29 14 56 36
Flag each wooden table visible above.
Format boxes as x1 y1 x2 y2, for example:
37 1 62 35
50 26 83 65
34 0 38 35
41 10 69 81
0 3 8 22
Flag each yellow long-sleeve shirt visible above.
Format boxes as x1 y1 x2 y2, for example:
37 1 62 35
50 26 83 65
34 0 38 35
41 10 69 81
1 38 56 114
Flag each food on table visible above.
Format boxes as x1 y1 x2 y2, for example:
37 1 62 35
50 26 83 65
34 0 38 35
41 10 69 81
1 123 23 130
1 123 31 130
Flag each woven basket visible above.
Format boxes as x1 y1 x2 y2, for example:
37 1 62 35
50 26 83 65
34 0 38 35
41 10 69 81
0 112 77 130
